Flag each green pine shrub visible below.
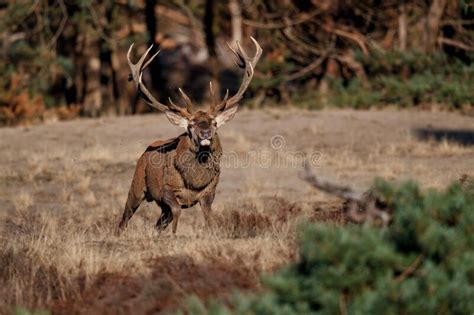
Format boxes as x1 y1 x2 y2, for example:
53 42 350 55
328 79 382 109
251 56 297 90
353 50 474 108
183 179 474 315
294 50 474 109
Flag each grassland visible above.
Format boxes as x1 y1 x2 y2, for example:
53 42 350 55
0 108 473 314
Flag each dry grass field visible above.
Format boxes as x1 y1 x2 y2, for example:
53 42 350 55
0 108 473 314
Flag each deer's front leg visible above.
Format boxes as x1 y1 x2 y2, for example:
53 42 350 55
162 189 182 234
199 176 219 229
199 191 215 228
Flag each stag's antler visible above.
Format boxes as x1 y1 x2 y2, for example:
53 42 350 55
127 43 192 117
210 37 262 113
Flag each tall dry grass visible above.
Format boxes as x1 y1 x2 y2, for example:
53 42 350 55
0 150 316 314
0 204 307 314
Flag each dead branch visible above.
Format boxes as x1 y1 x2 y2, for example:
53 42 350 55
87 4 115 46
47 0 68 48
174 0 202 29
438 37 474 51
394 255 424 283
300 163 365 201
285 52 328 82
324 26 369 56
156 4 191 26
281 25 324 55
335 53 369 85
300 162 393 226
242 9 320 30
441 19 474 26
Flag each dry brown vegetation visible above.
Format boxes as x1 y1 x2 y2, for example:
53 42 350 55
1 192 301 314
0 109 473 314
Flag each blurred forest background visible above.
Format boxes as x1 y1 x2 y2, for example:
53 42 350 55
0 0 473 125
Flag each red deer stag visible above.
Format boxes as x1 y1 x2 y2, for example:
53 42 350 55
117 37 262 234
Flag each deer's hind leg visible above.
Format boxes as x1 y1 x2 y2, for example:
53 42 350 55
118 189 145 231
117 156 147 232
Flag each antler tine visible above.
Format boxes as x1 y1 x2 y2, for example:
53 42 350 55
127 43 192 117
249 37 263 64
209 82 230 113
226 42 245 68
167 96 192 117
168 97 177 107
222 89 229 102
213 37 262 113
127 43 154 89
214 89 229 111
143 49 160 70
178 88 193 114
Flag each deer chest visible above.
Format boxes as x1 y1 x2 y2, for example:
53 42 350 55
174 152 220 190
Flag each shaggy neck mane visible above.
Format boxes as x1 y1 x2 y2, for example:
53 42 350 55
174 135 222 190
196 145 213 163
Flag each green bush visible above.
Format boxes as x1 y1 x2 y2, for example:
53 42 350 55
184 180 474 315
14 309 49 315
355 50 474 108
328 79 382 109
292 50 474 109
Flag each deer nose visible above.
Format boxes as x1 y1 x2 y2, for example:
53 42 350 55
201 131 211 139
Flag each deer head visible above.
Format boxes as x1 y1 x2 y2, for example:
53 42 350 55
127 37 262 147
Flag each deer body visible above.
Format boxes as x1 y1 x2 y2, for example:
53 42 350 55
118 38 261 234
119 129 222 233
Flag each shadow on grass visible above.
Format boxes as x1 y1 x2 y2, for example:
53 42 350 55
50 255 259 315
414 128 474 146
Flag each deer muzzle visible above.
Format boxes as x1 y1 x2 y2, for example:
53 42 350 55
199 130 212 146
200 139 211 146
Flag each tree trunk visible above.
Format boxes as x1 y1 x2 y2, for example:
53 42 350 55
204 0 221 100
229 0 242 44
204 0 216 58
144 0 163 108
100 3 121 115
398 1 407 51
82 32 102 117
424 0 447 52
56 3 80 107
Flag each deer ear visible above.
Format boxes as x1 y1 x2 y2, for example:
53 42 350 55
215 106 238 127
165 111 189 129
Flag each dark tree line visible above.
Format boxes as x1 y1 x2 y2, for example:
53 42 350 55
0 0 472 125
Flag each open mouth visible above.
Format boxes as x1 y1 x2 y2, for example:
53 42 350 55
199 138 211 146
